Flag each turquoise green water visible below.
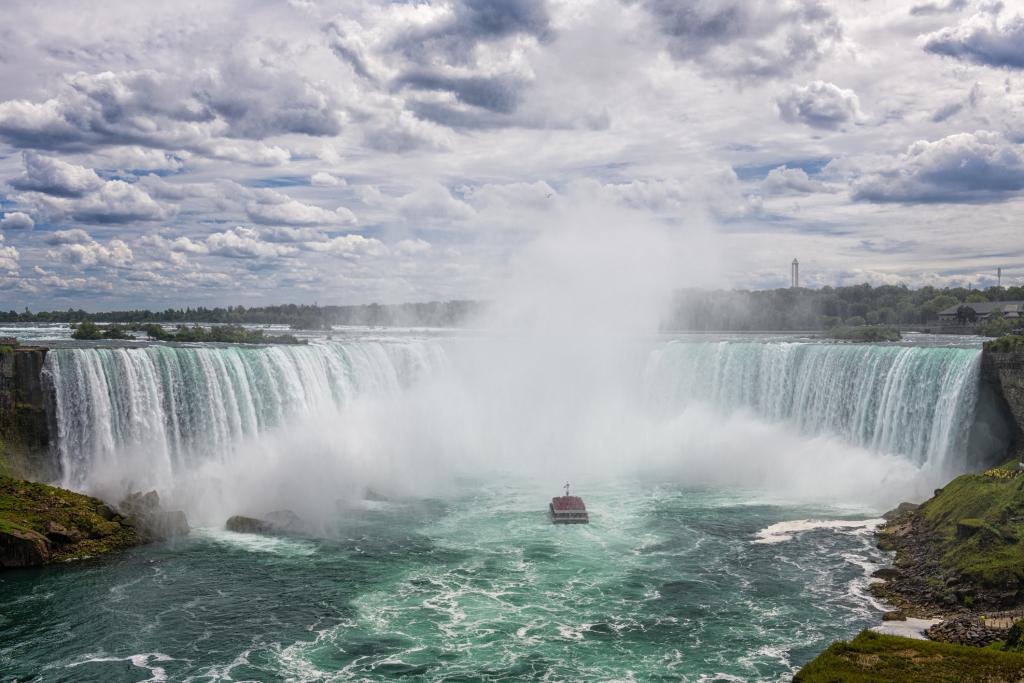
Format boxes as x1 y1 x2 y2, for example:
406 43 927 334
0 479 887 682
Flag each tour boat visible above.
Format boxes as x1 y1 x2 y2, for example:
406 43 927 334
550 483 589 524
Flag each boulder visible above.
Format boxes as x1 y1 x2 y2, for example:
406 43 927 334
117 490 189 541
871 568 901 580
956 519 984 540
45 521 82 544
226 516 276 535
95 503 117 521
0 526 51 567
882 502 920 521
149 511 190 541
882 610 906 621
265 509 302 526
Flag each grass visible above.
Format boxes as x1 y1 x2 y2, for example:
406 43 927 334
0 474 140 562
874 469 1024 587
793 630 1024 682
905 472 1024 586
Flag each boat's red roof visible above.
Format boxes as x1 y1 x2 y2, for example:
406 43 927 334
551 495 586 511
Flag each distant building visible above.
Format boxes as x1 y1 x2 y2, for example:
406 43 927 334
937 301 1024 324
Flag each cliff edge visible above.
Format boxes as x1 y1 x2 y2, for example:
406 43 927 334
0 475 189 569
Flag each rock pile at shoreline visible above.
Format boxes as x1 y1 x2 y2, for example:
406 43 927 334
926 615 1009 647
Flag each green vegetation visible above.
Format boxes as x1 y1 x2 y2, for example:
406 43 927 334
665 283 1020 331
984 335 1024 352
824 326 901 342
0 474 140 562
144 323 304 345
793 630 1024 682
1 301 485 328
878 470 1024 587
70 319 102 340
71 319 137 340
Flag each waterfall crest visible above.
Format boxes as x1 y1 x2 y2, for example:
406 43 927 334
644 342 983 469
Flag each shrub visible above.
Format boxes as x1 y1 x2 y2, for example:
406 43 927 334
71 319 103 340
825 326 901 342
983 335 1024 352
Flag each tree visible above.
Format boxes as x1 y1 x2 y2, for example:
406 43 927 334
71 320 103 340
955 305 977 326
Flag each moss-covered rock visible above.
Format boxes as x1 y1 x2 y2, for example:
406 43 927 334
0 474 189 568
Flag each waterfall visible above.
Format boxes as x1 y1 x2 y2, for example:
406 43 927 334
644 342 984 470
43 339 999 498
44 341 449 488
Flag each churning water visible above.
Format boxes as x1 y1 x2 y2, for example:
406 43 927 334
1 333 1010 682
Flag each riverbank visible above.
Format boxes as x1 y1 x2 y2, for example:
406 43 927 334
794 463 1024 679
871 465 1024 618
0 474 189 568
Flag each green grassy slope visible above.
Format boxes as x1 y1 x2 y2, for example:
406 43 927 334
793 630 1024 683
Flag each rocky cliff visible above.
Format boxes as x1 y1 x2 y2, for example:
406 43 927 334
0 346 55 481
981 350 1024 457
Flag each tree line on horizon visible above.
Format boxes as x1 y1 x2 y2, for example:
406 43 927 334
0 300 487 329
662 283 1024 332
2 283 1021 332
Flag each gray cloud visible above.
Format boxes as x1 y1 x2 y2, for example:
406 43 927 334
0 212 34 230
325 0 549 130
244 188 357 226
642 0 842 80
850 131 1024 203
396 74 525 114
761 166 837 195
910 0 967 16
390 0 551 66
921 12 1024 69
0 235 18 271
776 81 861 129
9 151 104 197
0 66 339 156
44 229 94 245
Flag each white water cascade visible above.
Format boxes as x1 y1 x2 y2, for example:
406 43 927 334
644 342 986 470
44 341 449 489
43 339 1003 505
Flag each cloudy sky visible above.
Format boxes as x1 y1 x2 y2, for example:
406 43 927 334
1 0 1023 309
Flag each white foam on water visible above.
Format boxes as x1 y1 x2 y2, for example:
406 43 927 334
752 518 885 544
68 652 173 682
871 617 942 640
195 527 319 557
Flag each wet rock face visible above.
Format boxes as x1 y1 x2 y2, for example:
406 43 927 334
882 502 920 520
118 490 190 542
0 526 50 567
226 510 305 535
226 516 277 534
